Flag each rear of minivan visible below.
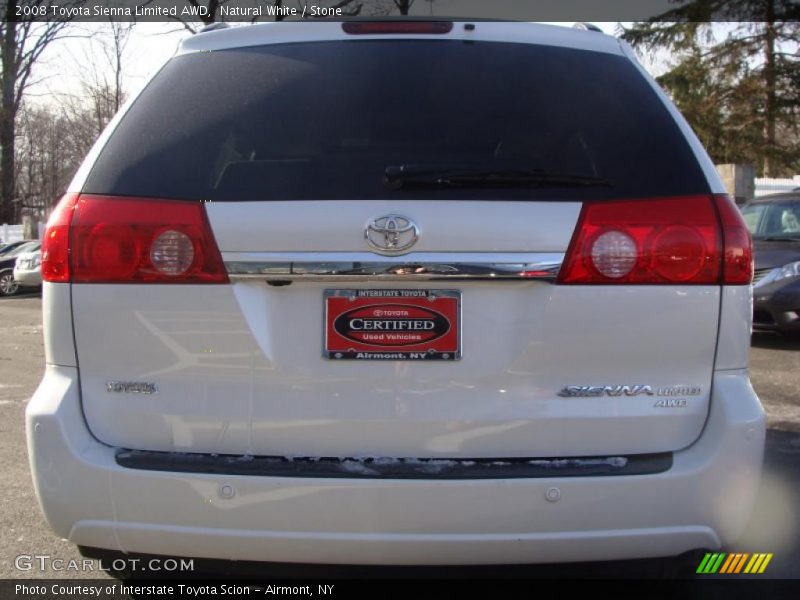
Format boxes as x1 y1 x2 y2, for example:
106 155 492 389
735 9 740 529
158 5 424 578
27 21 765 566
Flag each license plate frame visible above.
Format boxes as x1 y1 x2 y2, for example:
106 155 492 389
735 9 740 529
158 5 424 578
324 289 461 361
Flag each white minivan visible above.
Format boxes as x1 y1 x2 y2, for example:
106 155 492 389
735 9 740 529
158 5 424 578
27 21 764 569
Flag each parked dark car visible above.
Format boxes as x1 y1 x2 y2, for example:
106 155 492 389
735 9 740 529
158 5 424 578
741 192 800 333
0 240 32 257
0 240 40 296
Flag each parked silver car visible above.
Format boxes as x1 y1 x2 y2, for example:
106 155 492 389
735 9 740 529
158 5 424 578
0 241 39 296
13 248 43 289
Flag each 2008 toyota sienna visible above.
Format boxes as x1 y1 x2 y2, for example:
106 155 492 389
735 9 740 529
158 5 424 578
27 20 765 568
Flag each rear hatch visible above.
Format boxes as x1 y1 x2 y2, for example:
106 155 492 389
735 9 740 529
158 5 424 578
71 27 722 458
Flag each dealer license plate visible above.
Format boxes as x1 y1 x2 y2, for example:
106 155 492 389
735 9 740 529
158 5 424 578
324 290 461 360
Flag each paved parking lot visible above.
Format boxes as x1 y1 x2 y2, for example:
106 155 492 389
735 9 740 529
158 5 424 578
1 294 798 579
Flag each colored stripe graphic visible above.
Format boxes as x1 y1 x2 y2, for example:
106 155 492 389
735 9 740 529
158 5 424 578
744 554 759 573
758 554 773 573
720 554 737 574
698 553 727 574
712 553 727 573
696 553 713 574
697 552 772 574
734 553 750 573
751 554 766 573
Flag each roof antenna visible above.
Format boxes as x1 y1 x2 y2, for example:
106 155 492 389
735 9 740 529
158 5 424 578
573 23 603 33
199 22 230 34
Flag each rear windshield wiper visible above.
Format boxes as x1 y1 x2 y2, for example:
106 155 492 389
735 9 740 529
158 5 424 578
384 164 613 190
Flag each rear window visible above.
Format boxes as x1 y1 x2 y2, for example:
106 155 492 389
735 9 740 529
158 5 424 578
84 40 709 202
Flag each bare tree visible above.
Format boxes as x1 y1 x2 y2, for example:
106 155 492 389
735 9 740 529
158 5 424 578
72 20 133 126
0 0 83 224
149 0 364 30
137 0 239 32
304 0 362 20
15 104 77 219
393 0 413 15
14 21 133 222
184 0 226 26
360 0 436 18
103 20 133 115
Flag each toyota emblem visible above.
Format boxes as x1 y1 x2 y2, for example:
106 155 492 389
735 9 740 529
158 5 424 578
365 215 419 255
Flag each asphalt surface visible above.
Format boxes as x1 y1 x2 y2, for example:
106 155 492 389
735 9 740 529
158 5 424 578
1 294 798 580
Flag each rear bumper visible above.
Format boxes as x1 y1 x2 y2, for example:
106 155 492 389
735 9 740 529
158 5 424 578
27 366 765 565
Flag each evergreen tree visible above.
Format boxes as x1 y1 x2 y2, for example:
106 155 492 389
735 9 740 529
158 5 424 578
622 0 800 176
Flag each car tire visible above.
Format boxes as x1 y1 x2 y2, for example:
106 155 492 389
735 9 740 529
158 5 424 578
0 269 19 296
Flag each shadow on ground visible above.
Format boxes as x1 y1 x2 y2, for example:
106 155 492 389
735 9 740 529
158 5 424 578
751 332 800 351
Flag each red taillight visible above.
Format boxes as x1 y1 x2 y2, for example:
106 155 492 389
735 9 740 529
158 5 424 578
46 195 228 284
342 22 453 35
714 193 754 284
42 193 80 283
558 194 751 285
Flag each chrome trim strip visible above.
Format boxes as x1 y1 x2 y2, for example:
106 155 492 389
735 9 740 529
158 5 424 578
224 252 565 282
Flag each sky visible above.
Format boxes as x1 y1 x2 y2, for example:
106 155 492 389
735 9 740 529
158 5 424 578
28 20 658 107
30 22 187 105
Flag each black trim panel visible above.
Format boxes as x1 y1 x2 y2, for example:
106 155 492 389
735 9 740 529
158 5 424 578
115 450 672 479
